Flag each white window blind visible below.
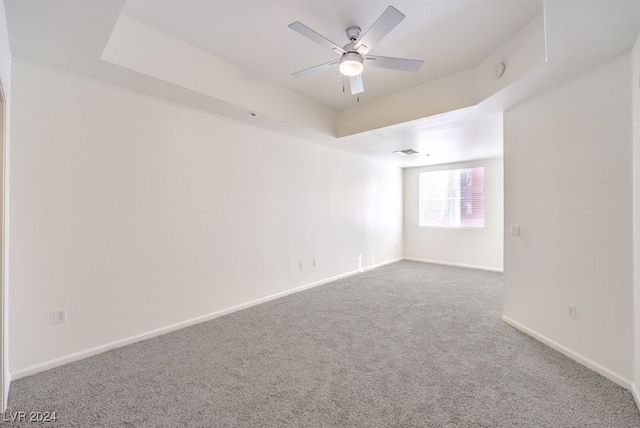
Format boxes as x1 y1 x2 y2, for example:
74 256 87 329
419 166 485 228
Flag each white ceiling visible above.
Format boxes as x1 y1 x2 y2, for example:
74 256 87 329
3 0 640 168
122 0 542 111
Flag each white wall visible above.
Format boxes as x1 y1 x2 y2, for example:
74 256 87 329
8 58 403 376
503 53 634 386
632 33 640 404
0 1 10 412
403 157 504 271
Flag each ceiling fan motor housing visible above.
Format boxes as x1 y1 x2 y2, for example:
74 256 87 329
343 42 358 53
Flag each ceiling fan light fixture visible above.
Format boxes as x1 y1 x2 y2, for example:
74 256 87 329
339 52 363 76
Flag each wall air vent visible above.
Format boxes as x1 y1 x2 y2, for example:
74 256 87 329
393 148 419 156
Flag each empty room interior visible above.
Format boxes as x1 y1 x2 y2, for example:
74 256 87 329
1 0 640 426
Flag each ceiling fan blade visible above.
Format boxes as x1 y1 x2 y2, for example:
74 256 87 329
354 6 405 55
349 74 364 95
288 22 345 55
291 60 340 78
365 55 423 72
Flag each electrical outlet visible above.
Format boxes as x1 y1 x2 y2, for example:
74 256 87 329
313 259 317 267
299 262 304 270
511 226 521 237
567 304 576 320
54 309 67 324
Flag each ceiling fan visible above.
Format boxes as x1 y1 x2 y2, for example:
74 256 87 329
288 6 424 95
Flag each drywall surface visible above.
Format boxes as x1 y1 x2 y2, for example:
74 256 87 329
0 5 9 102
403 157 504 271
504 53 633 384
102 15 336 137
8 58 403 375
0 2 10 411
337 13 546 137
632 33 640 402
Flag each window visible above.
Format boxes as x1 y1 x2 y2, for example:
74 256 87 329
419 166 485 228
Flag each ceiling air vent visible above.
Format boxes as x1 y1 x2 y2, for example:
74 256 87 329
393 148 419 156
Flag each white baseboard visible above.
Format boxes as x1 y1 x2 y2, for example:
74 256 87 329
11 258 403 380
403 257 503 273
2 371 9 413
502 315 632 390
632 383 640 412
